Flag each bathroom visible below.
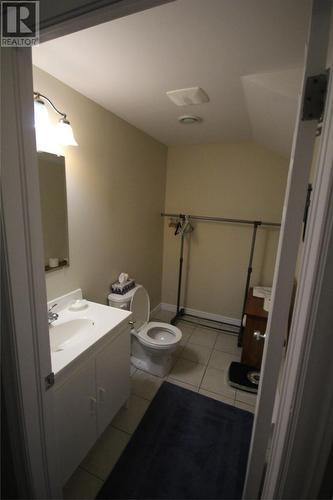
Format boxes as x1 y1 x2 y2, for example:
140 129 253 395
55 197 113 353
3 0 333 499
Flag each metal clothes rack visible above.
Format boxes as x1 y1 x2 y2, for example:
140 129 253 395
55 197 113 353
161 212 280 346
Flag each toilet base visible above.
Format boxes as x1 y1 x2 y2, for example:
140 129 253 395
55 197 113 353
131 336 175 378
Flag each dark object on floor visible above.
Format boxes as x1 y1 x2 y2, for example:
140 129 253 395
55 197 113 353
228 361 259 393
97 382 253 499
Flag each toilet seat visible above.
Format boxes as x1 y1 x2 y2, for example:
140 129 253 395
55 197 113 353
130 287 182 350
138 322 182 350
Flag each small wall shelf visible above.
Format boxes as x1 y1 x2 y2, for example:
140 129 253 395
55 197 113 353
45 259 68 272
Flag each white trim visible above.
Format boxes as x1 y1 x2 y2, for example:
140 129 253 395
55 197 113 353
160 303 241 327
262 45 333 499
2 47 60 498
40 0 174 43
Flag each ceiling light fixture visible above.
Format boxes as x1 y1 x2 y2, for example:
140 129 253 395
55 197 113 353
178 115 202 124
33 92 78 149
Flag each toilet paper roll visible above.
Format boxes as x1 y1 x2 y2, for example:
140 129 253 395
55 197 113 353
49 257 59 268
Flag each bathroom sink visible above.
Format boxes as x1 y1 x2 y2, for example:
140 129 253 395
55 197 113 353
48 290 132 374
50 318 95 352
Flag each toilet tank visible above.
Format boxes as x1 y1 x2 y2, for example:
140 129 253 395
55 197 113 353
108 285 140 310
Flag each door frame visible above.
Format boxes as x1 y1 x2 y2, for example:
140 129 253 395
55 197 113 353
2 46 60 498
2 0 332 498
2 1 173 498
243 2 332 497
262 51 333 498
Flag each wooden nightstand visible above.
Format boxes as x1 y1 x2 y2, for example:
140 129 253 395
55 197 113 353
241 288 268 370
228 287 268 392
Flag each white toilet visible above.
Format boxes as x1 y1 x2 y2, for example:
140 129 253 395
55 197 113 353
108 285 182 377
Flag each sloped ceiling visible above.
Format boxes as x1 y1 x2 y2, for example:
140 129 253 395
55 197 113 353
242 68 302 157
32 0 311 157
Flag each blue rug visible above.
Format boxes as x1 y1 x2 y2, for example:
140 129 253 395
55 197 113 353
97 382 253 499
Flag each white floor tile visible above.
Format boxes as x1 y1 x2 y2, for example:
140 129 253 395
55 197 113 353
234 400 255 414
167 378 198 393
178 328 193 346
131 369 163 401
235 389 257 406
80 426 129 480
189 327 218 348
172 344 185 359
169 358 206 387
214 332 241 355
199 388 235 406
180 342 212 365
112 394 150 434
177 321 196 336
63 467 103 499
208 349 240 371
201 367 236 400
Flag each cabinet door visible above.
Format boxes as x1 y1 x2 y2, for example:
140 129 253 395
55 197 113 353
96 329 130 436
54 359 97 485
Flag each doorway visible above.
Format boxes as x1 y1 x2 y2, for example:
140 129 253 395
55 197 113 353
1 1 330 498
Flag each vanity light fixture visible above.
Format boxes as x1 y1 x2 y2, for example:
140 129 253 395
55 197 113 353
34 92 78 147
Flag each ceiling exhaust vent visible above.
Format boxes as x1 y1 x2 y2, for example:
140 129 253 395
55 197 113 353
166 87 209 106
178 115 202 124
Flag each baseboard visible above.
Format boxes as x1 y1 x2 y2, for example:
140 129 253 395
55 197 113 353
160 303 241 327
150 303 161 318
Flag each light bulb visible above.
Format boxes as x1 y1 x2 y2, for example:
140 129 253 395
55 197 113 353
56 119 78 146
34 99 60 154
34 99 49 127
35 123 61 155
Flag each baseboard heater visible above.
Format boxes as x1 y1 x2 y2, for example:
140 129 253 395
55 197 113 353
172 308 239 335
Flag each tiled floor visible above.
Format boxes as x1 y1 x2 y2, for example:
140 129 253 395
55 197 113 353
63 311 257 499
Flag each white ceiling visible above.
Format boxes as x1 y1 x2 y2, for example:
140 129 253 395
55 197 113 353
32 0 311 157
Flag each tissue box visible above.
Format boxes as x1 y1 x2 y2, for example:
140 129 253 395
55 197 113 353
111 279 136 295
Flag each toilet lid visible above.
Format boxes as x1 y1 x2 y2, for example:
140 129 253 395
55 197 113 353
130 286 150 330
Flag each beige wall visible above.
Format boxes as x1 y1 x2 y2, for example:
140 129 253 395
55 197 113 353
162 143 289 320
33 67 167 307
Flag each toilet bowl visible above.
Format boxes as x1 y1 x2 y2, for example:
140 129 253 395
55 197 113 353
130 286 182 377
109 285 182 377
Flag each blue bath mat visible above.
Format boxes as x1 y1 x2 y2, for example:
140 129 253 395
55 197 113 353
97 382 253 499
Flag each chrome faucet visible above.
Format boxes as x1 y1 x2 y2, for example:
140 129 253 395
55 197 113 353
48 304 59 325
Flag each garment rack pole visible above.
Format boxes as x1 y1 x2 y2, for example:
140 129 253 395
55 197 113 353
161 212 280 339
161 212 280 228
176 229 185 315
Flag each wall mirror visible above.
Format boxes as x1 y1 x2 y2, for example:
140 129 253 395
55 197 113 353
38 152 69 272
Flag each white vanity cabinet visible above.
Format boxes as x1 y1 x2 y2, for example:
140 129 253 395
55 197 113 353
96 330 130 436
54 359 97 485
54 326 130 485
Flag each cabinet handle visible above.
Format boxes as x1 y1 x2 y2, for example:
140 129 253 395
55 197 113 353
89 397 97 415
254 330 266 341
98 387 106 403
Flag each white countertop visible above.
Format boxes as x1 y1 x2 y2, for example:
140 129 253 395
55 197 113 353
49 294 131 375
